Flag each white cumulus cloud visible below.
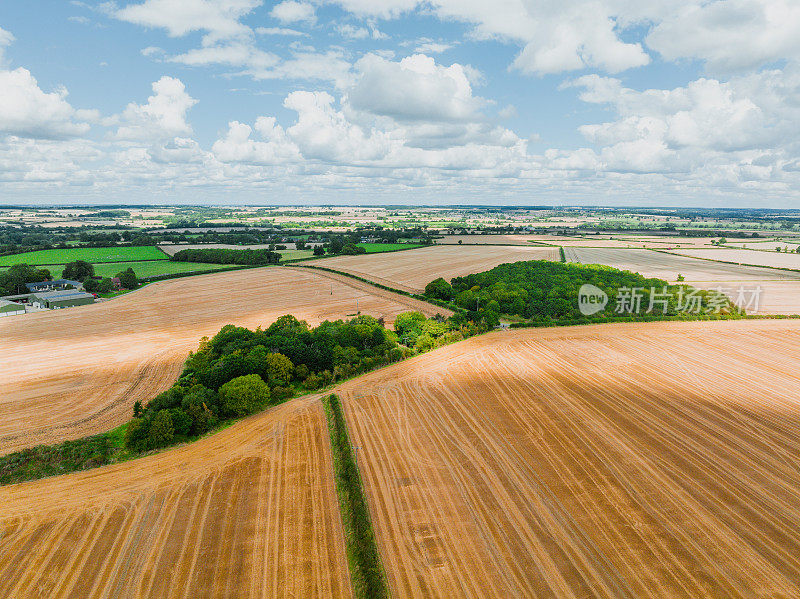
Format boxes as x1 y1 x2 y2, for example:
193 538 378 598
0 68 93 139
270 1 316 24
114 76 198 141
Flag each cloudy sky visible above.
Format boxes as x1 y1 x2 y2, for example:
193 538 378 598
1 0 799 206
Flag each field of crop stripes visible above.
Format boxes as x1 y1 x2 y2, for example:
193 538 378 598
338 322 800 598
0 398 351 598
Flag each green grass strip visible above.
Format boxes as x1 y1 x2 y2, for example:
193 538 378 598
0 424 128 485
322 393 389 599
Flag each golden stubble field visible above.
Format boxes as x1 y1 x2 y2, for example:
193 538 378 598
0 397 352 598
337 320 800 598
436 235 720 249
0 267 444 456
564 247 800 314
315 245 559 293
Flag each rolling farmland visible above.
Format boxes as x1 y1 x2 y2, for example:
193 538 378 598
563 247 800 281
0 267 443 456
436 235 719 249
0 397 352 598
315 245 560 293
667 247 800 270
338 321 800 598
564 247 800 314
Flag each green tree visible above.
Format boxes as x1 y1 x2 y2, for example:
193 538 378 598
394 311 426 336
424 277 453 300
313 245 325 256
98 278 113 293
341 243 366 255
264 352 294 384
147 410 175 448
219 374 271 417
117 267 139 289
0 263 51 295
83 278 99 293
62 260 94 281
124 418 148 452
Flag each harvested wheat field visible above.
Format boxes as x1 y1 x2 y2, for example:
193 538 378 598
564 247 800 314
437 234 563 245
668 248 800 270
314 244 559 293
0 396 351 598
338 320 800 598
0 267 443 456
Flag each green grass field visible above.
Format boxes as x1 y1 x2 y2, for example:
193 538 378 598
1 260 241 279
278 249 314 261
0 246 168 266
357 243 423 253
90 261 240 278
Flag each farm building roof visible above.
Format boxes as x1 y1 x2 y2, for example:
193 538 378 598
32 290 94 301
0 299 21 308
25 279 82 291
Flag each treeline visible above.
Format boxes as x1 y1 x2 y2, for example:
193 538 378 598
170 248 281 265
0 225 432 259
0 263 51 295
323 394 389 599
124 312 481 454
425 260 739 324
0 226 153 256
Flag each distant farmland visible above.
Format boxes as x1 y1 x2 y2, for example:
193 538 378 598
0 260 241 279
315 244 560 293
357 243 423 253
563 247 800 314
0 267 444 455
0 246 167 266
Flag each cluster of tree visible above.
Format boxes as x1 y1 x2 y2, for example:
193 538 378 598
125 312 480 453
125 315 402 451
60 260 138 293
0 226 154 257
170 248 282 265
426 260 738 323
0 264 51 295
393 310 485 352
62 260 94 281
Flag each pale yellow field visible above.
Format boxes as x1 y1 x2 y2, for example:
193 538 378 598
0 397 351 598
339 320 800 598
668 247 800 270
314 245 559 293
436 234 719 249
0 267 443 455
565 247 800 314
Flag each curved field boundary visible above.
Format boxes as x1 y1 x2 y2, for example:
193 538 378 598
0 266 449 456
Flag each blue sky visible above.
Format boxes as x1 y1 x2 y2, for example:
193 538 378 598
0 0 798 206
